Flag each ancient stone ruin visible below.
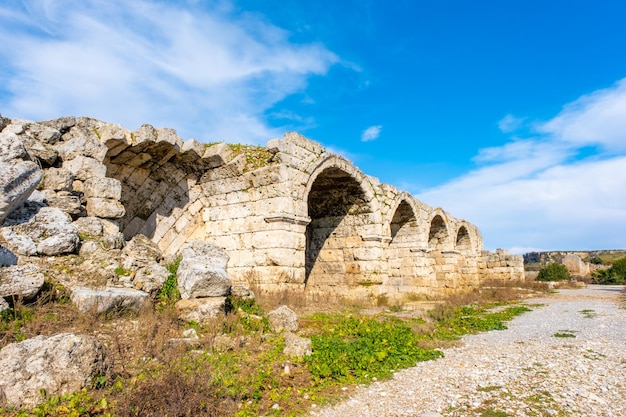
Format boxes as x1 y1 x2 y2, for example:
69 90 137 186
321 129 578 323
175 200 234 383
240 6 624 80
1 116 524 305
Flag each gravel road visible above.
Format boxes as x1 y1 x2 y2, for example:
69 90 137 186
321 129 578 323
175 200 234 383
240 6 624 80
311 285 626 417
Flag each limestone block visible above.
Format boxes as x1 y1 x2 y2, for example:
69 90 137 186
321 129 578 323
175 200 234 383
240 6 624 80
86 197 125 219
175 297 227 322
59 121 108 161
37 232 80 256
177 241 231 299
100 219 120 235
43 190 83 216
155 127 183 148
0 333 106 408
181 138 204 157
202 142 233 168
121 234 163 270
73 217 104 238
0 264 44 299
0 130 28 161
70 286 149 314
63 156 107 181
1 229 37 256
268 305 298 332
83 177 122 200
132 124 158 146
133 263 169 294
127 152 152 168
282 332 312 357
0 160 43 224
267 248 303 268
43 167 73 191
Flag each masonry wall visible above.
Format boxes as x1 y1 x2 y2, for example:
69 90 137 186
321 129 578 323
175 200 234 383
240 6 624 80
15 117 524 304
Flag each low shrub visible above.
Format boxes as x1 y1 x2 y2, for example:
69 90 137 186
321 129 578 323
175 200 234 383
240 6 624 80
537 263 570 282
592 257 626 284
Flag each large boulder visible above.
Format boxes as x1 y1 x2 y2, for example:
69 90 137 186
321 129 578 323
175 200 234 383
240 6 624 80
177 241 231 299
0 160 42 225
0 264 45 300
0 127 44 224
2 206 79 256
70 286 150 315
268 305 299 332
0 333 106 407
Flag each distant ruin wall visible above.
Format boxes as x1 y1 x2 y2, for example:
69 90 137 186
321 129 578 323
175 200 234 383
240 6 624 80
2 117 525 302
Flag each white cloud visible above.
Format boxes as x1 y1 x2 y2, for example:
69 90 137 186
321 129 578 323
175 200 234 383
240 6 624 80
361 124 382 142
497 114 525 133
538 78 626 152
418 78 626 252
0 0 338 144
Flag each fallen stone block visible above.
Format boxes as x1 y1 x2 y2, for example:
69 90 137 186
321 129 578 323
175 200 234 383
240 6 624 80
70 286 150 315
282 332 312 357
0 333 106 407
175 297 227 323
0 264 44 300
177 241 231 299
268 305 298 332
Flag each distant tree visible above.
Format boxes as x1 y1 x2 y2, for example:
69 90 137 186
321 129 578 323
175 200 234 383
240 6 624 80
588 256 603 265
592 257 626 284
537 263 570 282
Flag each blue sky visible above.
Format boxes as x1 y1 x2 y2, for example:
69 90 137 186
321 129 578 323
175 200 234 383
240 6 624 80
1 0 626 253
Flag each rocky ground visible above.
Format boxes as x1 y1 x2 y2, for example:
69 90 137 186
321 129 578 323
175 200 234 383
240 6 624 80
311 285 626 417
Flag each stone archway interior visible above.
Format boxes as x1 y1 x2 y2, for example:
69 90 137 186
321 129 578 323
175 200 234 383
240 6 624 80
428 214 448 250
305 167 371 287
389 200 420 279
456 226 471 251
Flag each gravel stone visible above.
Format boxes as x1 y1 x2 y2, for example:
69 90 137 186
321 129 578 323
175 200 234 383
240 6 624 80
311 286 626 417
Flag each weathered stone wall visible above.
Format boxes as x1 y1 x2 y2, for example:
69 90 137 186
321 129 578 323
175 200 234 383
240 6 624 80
1 117 525 304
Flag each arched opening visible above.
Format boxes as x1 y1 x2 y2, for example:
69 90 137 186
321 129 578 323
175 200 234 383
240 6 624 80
388 200 420 284
390 201 417 242
456 226 472 251
428 214 448 250
305 167 371 287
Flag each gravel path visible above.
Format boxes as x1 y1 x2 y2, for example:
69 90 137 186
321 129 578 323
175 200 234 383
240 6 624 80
311 285 626 417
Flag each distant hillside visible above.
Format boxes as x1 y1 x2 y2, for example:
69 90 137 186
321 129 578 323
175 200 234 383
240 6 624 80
523 250 626 265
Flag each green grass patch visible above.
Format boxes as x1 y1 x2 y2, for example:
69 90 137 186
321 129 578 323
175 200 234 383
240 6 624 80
304 314 443 384
553 331 576 338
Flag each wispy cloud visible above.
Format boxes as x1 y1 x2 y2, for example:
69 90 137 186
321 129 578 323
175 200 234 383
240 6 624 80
0 0 338 144
418 78 626 252
361 124 382 142
497 114 525 133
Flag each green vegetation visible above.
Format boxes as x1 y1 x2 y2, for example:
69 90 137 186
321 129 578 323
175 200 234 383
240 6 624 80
0 282 538 417
228 143 275 171
592 257 626 284
553 330 576 338
536 263 570 282
305 314 443 384
157 256 181 307
579 309 595 318
113 266 131 277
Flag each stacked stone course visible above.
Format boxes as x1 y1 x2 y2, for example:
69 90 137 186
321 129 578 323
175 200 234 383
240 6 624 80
1 117 524 304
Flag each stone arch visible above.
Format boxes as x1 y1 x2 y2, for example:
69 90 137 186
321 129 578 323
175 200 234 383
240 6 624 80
303 156 380 289
102 125 208 254
387 196 421 285
455 225 472 252
428 212 449 250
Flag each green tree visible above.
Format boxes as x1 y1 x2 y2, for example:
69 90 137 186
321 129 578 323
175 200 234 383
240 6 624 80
537 263 570 282
592 257 626 284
